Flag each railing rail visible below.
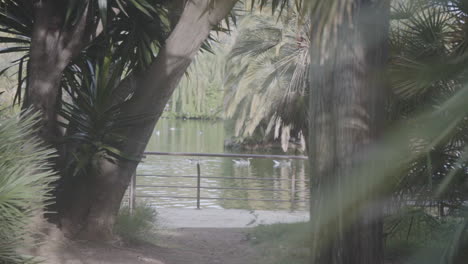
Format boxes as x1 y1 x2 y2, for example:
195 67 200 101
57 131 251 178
128 152 309 212
136 174 307 181
144 151 308 160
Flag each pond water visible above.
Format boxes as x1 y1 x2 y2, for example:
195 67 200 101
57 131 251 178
134 118 309 211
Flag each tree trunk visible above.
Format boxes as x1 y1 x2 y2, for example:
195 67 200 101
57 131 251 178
25 1 88 148
58 0 238 240
308 1 389 263
24 1 91 224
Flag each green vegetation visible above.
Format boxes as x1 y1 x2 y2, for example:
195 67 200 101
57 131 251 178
387 0 468 205
385 208 468 264
165 45 227 120
114 203 158 244
0 111 56 264
0 0 467 263
249 210 468 264
224 10 308 152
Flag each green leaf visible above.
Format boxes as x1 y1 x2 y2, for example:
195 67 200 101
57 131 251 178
98 0 108 31
128 0 154 18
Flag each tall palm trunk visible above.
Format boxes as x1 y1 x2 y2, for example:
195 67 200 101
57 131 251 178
57 0 238 240
308 1 389 263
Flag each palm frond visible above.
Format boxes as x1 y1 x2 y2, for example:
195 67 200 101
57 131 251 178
60 54 143 177
223 11 308 150
0 109 57 263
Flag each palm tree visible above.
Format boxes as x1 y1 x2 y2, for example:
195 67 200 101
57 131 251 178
388 0 468 214
224 9 309 152
306 0 390 263
0 0 299 241
168 43 227 120
0 0 239 240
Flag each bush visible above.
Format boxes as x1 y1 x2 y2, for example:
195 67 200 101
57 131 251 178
114 203 158 244
248 210 468 264
384 207 468 264
0 111 57 264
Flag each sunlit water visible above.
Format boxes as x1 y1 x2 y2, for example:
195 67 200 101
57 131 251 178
133 118 310 211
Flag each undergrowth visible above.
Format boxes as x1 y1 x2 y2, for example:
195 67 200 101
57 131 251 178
248 207 467 264
114 203 158 244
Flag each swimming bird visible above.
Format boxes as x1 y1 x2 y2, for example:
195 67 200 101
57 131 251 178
273 159 291 168
233 158 252 166
185 159 198 164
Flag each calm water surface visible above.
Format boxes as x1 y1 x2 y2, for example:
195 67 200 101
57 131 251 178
134 118 309 211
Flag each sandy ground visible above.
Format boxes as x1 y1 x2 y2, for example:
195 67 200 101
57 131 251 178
34 228 264 264
149 228 262 264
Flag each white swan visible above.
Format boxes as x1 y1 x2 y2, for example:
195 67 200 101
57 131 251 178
185 159 198 164
233 158 252 166
273 159 291 168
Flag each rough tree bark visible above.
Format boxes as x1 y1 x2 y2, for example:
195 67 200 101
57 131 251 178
58 0 238 240
25 0 89 147
308 0 389 263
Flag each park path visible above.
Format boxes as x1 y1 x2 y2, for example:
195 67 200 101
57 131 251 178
136 208 309 264
34 209 309 264
145 228 261 264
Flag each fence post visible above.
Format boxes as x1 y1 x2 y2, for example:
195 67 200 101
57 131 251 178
129 171 136 215
290 168 296 209
197 162 201 209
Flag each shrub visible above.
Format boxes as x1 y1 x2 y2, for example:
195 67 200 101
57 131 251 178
0 111 57 264
114 203 158 244
384 207 468 264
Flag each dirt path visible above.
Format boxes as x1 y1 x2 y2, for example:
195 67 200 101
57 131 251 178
37 228 263 264
144 228 261 264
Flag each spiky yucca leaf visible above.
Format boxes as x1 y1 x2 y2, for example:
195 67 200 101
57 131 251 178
59 53 145 178
0 110 56 264
0 0 170 103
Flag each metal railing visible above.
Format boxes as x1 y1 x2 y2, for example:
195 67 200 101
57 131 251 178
128 152 309 213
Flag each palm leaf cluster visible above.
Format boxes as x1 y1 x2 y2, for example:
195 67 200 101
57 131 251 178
59 54 145 178
0 110 56 264
0 0 239 167
0 0 170 173
167 43 227 119
0 0 170 94
224 10 309 152
388 0 468 211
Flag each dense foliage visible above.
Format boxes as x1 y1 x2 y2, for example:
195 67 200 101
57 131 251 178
0 0 171 165
388 0 468 213
0 0 467 263
165 44 226 120
223 11 309 152
0 110 56 264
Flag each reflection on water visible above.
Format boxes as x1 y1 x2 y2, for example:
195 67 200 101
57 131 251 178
135 118 309 211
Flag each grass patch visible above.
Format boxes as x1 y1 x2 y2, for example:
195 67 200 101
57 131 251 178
114 203 158 244
248 222 310 264
248 209 467 264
